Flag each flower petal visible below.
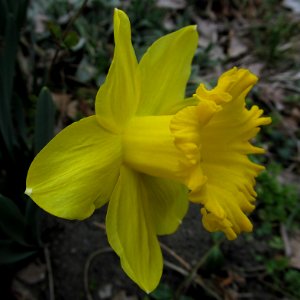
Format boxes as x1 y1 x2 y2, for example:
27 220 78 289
137 25 198 115
141 175 188 235
26 116 122 220
106 166 163 292
95 9 139 133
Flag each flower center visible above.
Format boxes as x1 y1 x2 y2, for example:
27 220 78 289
122 97 220 195
123 115 175 179
122 114 205 190
170 100 222 196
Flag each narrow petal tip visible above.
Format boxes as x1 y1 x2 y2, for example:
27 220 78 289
183 25 198 39
114 7 129 21
186 24 198 32
25 187 32 196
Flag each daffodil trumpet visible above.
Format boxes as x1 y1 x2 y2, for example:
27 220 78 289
25 9 271 292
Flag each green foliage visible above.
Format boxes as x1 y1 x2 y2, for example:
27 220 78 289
268 236 284 250
201 244 224 273
0 0 28 154
47 21 62 39
63 31 80 48
0 241 36 265
263 257 300 299
265 256 289 274
284 270 300 298
0 194 27 246
0 193 41 264
253 163 300 298
149 284 174 299
201 233 225 273
256 164 299 235
0 83 56 265
0 0 56 268
263 116 297 164
47 21 80 49
34 87 56 153
147 283 194 300
250 10 298 63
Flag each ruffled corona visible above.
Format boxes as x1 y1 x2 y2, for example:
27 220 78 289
170 67 271 240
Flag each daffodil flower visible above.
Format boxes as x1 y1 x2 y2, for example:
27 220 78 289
26 9 197 292
25 9 271 292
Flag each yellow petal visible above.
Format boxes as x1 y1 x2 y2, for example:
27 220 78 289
137 26 198 115
106 166 163 292
26 116 122 220
141 175 188 235
95 9 139 133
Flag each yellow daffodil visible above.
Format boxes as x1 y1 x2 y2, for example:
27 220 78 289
26 9 197 292
25 8 271 292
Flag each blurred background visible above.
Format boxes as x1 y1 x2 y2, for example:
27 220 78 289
0 0 300 299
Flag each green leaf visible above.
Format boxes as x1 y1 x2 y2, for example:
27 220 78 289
0 13 18 154
150 283 173 299
25 198 43 246
202 245 224 272
0 194 27 245
0 0 29 155
0 240 37 265
13 94 28 145
16 0 29 29
63 31 79 48
34 87 56 154
47 21 62 39
0 0 8 32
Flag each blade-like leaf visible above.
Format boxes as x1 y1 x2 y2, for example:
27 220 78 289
0 0 29 154
13 94 28 146
0 0 8 33
0 240 36 265
25 198 42 246
63 31 79 48
16 0 29 29
0 13 18 153
34 87 56 154
150 284 173 299
0 194 27 245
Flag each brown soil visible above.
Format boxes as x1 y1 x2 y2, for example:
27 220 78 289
10 203 281 300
